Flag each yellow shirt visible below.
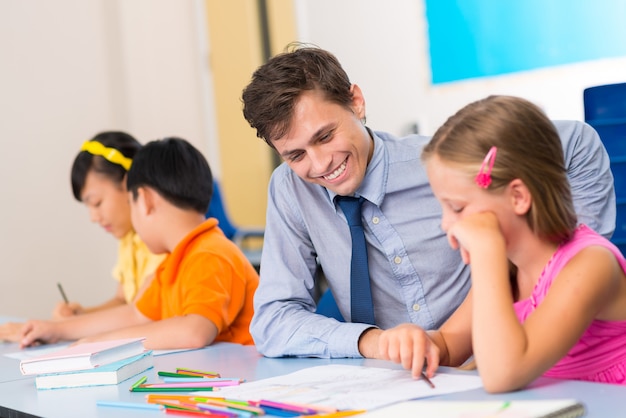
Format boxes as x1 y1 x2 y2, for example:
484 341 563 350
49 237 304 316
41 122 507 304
112 231 166 303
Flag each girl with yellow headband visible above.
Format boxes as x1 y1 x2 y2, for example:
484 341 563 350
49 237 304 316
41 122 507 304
53 131 165 318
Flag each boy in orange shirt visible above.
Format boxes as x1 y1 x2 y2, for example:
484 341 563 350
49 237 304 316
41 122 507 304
19 138 259 349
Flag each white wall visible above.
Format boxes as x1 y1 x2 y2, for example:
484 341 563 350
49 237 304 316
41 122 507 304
3 0 626 319
0 0 217 318
294 0 626 136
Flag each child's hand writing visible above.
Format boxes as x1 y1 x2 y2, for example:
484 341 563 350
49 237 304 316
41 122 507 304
19 320 61 349
376 323 440 380
52 302 83 320
0 322 25 343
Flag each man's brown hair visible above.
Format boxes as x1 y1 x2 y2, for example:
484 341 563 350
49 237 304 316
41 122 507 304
242 43 353 147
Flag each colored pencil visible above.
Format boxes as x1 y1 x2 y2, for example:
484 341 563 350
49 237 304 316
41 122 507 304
159 371 206 378
176 368 221 377
129 375 148 391
141 381 239 388
204 399 265 415
196 404 245 417
146 395 222 404
161 377 244 384
254 406 300 417
313 411 366 417
165 408 229 417
132 386 216 392
96 400 163 411
256 399 317 414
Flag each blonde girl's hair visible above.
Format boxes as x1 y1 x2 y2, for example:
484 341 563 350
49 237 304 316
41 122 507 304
422 95 577 243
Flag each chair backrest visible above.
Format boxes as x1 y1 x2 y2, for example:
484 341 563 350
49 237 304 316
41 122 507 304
583 82 626 122
583 82 626 254
315 288 345 322
206 180 238 240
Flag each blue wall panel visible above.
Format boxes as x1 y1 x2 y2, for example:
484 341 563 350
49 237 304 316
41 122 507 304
426 0 626 84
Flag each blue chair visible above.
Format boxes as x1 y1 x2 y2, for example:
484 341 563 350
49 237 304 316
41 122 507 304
206 180 264 269
315 288 345 322
584 82 626 254
312 263 345 321
584 83 626 122
207 181 342 317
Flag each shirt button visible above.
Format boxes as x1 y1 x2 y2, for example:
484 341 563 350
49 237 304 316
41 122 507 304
394 256 402 264
372 216 380 225
412 303 421 312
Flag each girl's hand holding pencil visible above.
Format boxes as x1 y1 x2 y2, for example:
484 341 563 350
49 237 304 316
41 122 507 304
52 283 82 319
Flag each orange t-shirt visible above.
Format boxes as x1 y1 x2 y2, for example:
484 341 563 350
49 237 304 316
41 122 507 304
135 218 259 345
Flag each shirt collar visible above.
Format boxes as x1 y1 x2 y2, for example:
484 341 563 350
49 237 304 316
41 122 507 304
326 128 388 209
119 229 137 245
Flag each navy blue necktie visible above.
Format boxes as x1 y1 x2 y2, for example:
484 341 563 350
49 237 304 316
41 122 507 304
336 196 375 325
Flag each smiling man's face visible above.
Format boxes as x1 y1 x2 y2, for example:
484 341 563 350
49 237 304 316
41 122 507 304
272 86 374 197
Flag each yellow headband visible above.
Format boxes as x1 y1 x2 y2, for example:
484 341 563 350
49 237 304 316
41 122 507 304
80 141 132 171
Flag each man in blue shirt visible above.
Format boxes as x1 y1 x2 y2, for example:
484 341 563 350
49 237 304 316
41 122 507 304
241 45 615 368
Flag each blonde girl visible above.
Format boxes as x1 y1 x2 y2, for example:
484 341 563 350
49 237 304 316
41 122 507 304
419 95 626 392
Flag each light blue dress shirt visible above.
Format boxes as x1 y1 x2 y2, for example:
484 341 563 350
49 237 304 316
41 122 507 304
251 121 615 358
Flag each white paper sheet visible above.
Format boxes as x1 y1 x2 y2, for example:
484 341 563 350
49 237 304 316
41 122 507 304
362 399 586 417
217 364 484 410
4 342 71 360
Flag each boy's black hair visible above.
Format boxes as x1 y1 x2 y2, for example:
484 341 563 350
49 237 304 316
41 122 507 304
126 137 213 214
71 131 141 201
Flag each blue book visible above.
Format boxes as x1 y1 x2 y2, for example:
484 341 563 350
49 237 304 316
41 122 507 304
34 351 153 390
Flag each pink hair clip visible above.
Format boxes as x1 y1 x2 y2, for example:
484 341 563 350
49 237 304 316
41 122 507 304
475 146 497 188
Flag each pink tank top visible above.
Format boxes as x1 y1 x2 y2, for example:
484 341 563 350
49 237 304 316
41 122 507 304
514 224 626 385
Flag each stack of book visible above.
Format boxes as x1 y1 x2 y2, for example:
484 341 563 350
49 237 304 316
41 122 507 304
19 337 153 390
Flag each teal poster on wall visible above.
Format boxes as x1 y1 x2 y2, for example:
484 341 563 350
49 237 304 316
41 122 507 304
426 0 626 84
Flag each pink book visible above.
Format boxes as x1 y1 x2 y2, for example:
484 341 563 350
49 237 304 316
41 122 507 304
19 337 146 375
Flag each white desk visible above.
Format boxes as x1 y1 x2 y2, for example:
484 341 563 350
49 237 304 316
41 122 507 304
0 341 74 385
0 343 624 417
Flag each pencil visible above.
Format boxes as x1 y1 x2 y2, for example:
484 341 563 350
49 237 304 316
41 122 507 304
165 409 218 417
132 386 216 392
146 395 221 403
96 400 163 411
140 381 239 388
161 377 243 384
56 282 69 303
420 371 435 389
257 399 318 414
158 371 205 378
315 410 367 417
176 368 221 377
129 375 148 391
